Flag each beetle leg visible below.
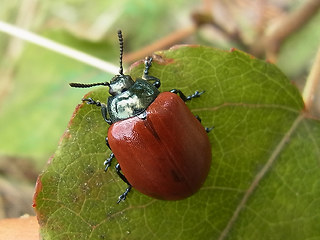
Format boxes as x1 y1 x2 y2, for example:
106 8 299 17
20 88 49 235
142 56 161 89
169 89 187 101
143 56 153 77
115 163 131 187
117 186 132 204
105 137 111 149
115 163 132 203
104 153 114 171
195 115 214 133
195 115 201 123
104 153 114 172
170 89 205 102
82 97 101 106
187 90 205 100
82 98 112 125
146 75 161 88
205 126 214 133
171 93 214 133
104 137 114 171
101 104 112 125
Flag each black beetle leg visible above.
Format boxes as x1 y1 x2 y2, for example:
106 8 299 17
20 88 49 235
104 153 114 172
101 104 112 125
104 137 114 171
105 137 111 150
143 56 153 77
82 97 103 107
205 126 214 133
170 89 205 102
194 115 214 133
186 90 205 100
82 98 112 125
171 90 213 133
146 76 161 89
115 163 132 203
142 56 161 88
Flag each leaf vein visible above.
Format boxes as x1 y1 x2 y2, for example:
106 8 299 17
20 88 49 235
217 114 304 240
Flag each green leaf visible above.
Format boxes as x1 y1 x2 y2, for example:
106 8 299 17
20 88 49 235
34 46 320 240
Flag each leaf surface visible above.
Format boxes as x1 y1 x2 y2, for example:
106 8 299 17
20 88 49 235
34 46 320 240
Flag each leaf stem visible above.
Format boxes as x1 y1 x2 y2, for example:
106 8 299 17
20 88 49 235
123 25 197 63
0 21 119 74
302 44 320 113
264 0 320 61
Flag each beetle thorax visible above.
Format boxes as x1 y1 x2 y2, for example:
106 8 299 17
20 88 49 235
107 79 160 123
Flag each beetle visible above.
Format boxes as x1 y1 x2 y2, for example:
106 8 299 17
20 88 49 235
70 30 212 203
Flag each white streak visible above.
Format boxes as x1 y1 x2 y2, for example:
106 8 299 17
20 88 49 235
0 21 119 74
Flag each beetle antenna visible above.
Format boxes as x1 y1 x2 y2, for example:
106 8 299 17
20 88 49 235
118 30 124 75
69 82 110 88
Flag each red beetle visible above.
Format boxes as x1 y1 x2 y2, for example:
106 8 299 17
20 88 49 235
70 30 212 203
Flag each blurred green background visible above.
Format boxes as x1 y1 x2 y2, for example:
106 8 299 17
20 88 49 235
0 0 319 218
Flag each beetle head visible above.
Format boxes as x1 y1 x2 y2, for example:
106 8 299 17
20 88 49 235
108 74 134 96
